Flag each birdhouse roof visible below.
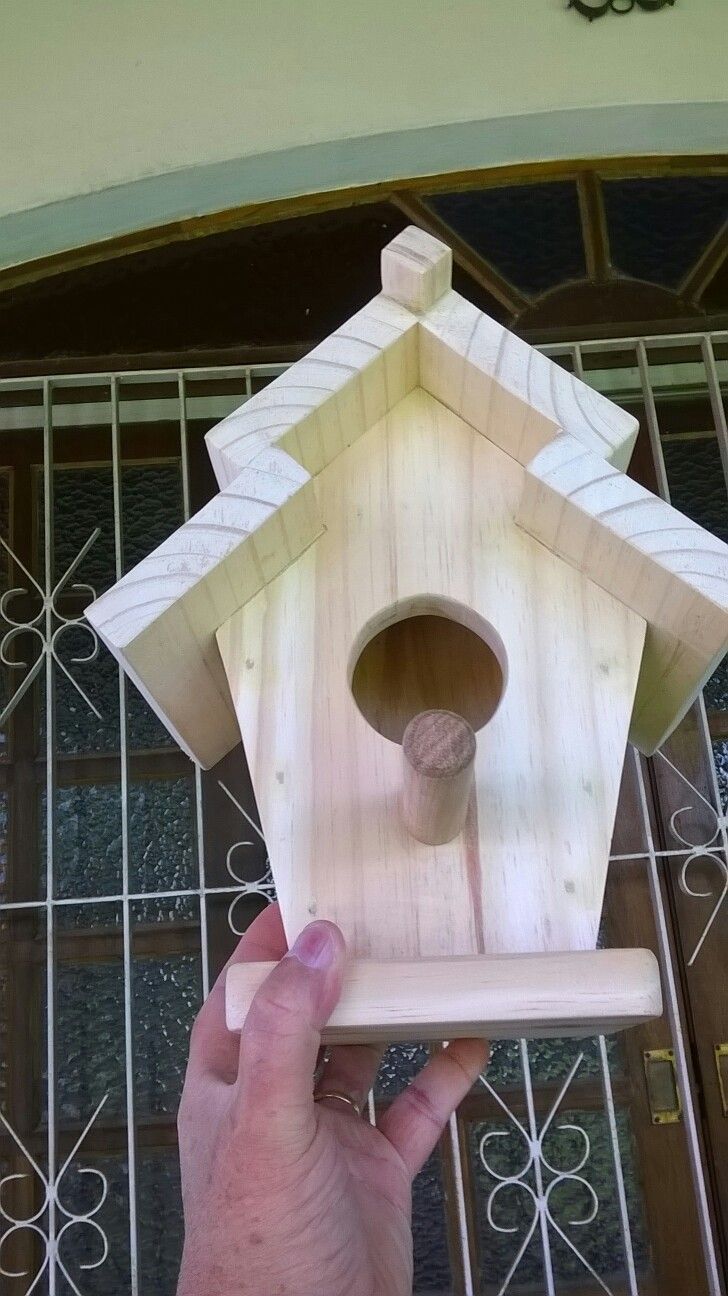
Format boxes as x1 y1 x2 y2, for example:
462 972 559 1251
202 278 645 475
86 226 728 768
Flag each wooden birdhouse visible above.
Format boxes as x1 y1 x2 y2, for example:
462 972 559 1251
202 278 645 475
87 227 728 1044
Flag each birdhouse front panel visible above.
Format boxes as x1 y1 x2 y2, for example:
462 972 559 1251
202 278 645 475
217 386 647 960
88 225 728 1039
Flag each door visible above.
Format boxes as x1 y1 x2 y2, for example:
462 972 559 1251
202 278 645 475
0 344 726 1295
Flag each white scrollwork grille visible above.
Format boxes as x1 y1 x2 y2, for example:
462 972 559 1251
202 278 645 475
0 335 725 1295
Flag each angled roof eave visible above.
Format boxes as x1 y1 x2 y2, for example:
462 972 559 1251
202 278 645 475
517 431 728 752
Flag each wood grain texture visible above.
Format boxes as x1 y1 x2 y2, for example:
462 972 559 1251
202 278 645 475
85 224 723 783
86 447 322 767
517 431 728 753
205 292 419 488
217 388 646 959
226 948 662 1043
420 287 639 471
380 223 452 313
402 709 476 845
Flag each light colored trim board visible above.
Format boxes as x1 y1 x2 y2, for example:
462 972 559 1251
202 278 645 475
226 948 662 1043
517 431 728 753
206 294 419 487
87 448 322 767
420 289 639 470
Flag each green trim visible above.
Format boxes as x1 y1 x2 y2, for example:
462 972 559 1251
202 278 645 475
1 101 726 271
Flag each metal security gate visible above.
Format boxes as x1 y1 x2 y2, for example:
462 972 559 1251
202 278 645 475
0 334 726 1295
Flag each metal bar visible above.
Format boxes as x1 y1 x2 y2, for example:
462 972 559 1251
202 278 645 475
0 332 726 390
42 377 57 1296
701 335 728 493
0 363 289 390
598 1035 638 1296
178 371 210 1000
447 1111 475 1296
521 1040 556 1296
632 749 724 1296
110 376 140 1296
636 341 671 502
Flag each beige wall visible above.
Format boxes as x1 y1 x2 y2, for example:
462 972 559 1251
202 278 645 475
1 0 726 268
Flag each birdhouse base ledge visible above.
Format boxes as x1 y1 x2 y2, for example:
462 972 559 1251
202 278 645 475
225 948 661 1045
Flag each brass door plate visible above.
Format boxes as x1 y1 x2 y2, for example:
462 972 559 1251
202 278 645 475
644 1048 682 1125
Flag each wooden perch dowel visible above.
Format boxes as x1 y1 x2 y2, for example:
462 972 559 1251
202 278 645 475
401 709 476 845
226 949 662 1044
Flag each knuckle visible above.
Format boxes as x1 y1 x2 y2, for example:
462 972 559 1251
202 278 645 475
244 970 302 1045
401 1082 443 1134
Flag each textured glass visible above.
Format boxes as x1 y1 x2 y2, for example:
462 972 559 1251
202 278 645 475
53 959 127 1121
470 1106 649 1288
48 462 183 589
138 1152 185 1296
662 437 728 545
603 177 728 288
121 463 184 573
41 464 183 753
412 1150 452 1292
486 1033 623 1089
375 1042 429 1097
54 783 123 900
133 954 202 1116
428 182 586 296
129 777 196 894
713 740 728 814
51 465 116 593
56 1154 130 1296
54 632 121 754
662 436 728 712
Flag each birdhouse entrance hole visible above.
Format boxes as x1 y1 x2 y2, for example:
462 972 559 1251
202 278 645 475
349 598 507 745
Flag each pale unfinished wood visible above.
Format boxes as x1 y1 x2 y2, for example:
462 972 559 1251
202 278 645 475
517 431 728 753
380 224 452 313
86 226 725 771
419 288 639 471
226 948 662 1043
205 292 420 488
401 709 476 845
86 448 322 768
217 388 647 960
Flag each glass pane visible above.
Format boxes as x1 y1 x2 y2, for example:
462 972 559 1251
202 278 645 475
129 777 196 895
52 464 116 593
56 1154 131 1296
427 182 585 296
412 1148 452 1293
138 1151 184 1296
713 739 728 814
375 1043 429 1097
469 1104 649 1290
54 783 123 901
54 638 121 755
52 949 127 1122
487 1034 623 1089
133 954 201 1116
661 434 728 714
121 464 183 573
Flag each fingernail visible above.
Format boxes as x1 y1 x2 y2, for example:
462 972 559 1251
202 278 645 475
287 922 335 969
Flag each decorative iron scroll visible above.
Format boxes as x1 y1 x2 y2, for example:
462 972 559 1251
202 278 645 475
569 0 675 17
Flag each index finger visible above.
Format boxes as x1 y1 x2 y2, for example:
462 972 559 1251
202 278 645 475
188 902 287 1083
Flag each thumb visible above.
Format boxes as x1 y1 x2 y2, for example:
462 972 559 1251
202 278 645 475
234 920 345 1153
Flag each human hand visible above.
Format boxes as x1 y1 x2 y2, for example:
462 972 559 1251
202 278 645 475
176 903 488 1296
